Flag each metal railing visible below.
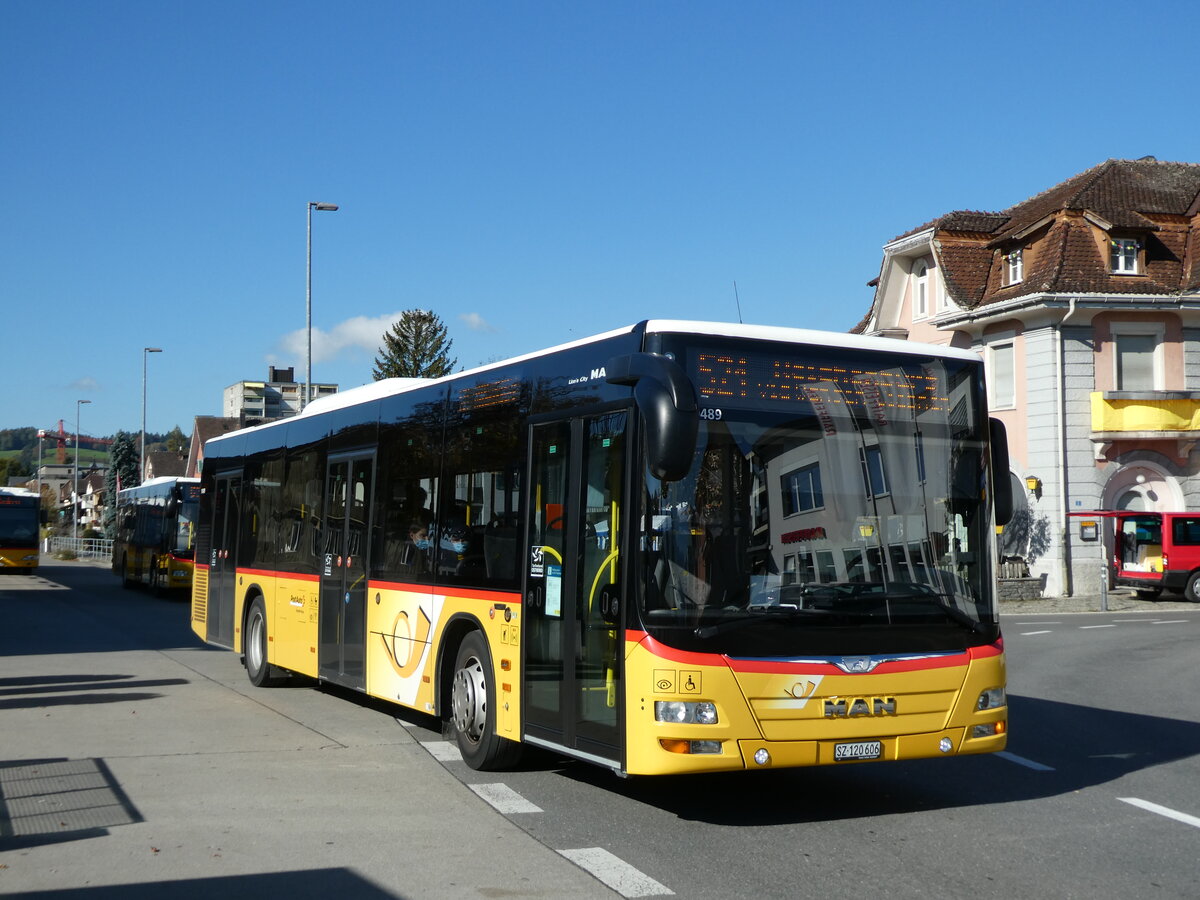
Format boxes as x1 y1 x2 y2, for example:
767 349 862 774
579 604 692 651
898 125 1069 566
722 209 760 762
48 536 114 560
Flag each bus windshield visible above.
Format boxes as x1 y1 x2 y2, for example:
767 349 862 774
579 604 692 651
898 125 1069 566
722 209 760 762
637 340 998 657
0 505 39 546
173 494 200 556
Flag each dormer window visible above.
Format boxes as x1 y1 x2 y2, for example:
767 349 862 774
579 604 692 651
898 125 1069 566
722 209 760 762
1111 238 1140 274
913 260 928 319
1006 249 1024 285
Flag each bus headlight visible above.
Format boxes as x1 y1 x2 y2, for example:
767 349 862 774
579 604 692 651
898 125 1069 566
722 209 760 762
655 700 719 725
977 687 1006 711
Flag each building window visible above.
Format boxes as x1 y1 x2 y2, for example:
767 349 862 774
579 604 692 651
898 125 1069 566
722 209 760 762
913 260 928 319
781 463 823 516
1111 238 1139 274
859 445 889 498
1114 331 1159 390
989 341 1015 409
1006 249 1024 285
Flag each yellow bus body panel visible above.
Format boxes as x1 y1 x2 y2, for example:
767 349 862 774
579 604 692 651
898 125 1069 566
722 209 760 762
270 573 319 677
364 583 522 737
0 548 39 571
623 634 1007 776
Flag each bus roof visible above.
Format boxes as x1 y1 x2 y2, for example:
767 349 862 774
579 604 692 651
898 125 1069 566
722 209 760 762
209 319 981 447
0 486 38 498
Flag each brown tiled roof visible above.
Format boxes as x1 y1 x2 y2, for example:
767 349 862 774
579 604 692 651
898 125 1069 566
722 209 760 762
991 158 1200 242
881 159 1200 317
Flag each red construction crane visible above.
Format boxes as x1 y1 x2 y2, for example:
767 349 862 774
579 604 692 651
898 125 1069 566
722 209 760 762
39 420 113 465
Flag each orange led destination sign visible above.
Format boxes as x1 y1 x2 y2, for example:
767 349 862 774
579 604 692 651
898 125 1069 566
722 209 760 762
694 353 949 414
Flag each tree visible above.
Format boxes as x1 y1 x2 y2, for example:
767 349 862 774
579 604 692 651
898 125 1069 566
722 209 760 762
165 425 188 455
372 309 457 380
103 431 141 538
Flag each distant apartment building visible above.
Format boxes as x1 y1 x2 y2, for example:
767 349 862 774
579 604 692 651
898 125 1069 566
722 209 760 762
222 366 337 424
854 157 1200 597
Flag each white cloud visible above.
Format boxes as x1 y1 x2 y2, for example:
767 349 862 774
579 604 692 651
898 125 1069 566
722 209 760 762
459 312 497 332
67 377 100 392
275 311 406 364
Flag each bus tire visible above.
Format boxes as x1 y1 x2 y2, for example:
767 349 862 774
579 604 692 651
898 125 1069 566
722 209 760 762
1185 572 1200 603
450 631 521 771
244 596 284 687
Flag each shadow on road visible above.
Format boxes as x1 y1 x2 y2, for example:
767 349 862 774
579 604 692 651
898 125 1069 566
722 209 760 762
0 870 405 899
536 693 1200 825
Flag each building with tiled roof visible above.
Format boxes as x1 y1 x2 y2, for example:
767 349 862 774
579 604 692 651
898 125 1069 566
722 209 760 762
855 158 1200 598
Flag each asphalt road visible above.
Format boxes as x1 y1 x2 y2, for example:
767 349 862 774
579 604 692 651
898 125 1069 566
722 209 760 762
2 562 1198 898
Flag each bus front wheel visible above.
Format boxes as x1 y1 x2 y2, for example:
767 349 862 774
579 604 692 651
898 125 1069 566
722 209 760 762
244 597 283 687
450 631 521 770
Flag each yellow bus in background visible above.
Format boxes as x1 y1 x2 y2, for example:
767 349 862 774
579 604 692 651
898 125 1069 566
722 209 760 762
113 476 201 595
191 320 1012 775
0 487 41 573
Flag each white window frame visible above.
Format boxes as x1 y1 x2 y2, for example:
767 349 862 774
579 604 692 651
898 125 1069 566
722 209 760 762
987 339 1016 410
912 260 928 319
781 461 824 517
1111 323 1164 391
1111 238 1140 275
1006 249 1024 285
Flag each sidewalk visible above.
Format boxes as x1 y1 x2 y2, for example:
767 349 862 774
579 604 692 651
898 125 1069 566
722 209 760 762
1000 587 1198 615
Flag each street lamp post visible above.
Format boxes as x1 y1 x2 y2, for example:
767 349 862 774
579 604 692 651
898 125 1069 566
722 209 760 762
73 399 91 542
306 201 339 409
141 347 162 481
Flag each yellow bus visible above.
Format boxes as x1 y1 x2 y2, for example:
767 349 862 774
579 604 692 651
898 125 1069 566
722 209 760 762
114 476 201 594
191 320 1012 775
0 487 41 573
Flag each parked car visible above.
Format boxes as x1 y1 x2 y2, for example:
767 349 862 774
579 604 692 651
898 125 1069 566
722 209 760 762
1113 511 1200 601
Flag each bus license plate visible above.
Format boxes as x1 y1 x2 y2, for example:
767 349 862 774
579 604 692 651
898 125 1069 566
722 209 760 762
834 740 882 761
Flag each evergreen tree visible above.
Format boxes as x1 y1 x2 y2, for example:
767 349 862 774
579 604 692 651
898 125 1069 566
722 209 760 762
103 431 141 538
372 309 457 380
165 425 188 455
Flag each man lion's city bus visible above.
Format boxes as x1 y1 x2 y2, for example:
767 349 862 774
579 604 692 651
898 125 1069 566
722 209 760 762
0 487 41 574
113 476 201 594
191 321 1012 775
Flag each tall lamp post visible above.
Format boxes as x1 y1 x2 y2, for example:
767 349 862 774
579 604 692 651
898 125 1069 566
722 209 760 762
73 399 91 542
306 201 339 409
141 347 162 481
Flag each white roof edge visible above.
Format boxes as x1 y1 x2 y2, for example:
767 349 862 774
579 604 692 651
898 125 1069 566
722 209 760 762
209 319 978 447
135 476 200 488
642 319 982 362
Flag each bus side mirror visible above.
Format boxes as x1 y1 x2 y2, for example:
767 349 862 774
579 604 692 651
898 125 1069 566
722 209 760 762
607 353 699 482
989 418 1013 527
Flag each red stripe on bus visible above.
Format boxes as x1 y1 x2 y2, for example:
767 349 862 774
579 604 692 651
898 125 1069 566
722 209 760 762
626 630 1002 674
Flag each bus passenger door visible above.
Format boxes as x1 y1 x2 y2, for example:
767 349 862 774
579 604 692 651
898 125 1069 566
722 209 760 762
319 453 375 689
209 472 241 648
523 411 627 766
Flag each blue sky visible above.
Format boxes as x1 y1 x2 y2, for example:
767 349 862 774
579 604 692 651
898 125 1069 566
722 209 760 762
4 1 1198 438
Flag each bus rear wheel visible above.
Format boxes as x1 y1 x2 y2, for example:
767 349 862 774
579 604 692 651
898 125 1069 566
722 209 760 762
450 631 521 770
244 597 283 687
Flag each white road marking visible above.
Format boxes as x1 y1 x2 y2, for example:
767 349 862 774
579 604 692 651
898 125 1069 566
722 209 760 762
1119 797 1200 830
1152 619 1190 625
1080 624 1117 629
1020 630 1052 636
560 847 674 897
423 740 463 762
469 782 542 814
1011 621 1062 625
995 751 1055 772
